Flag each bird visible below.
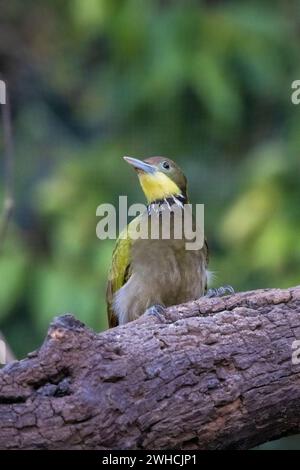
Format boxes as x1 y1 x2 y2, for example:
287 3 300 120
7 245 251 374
106 156 231 328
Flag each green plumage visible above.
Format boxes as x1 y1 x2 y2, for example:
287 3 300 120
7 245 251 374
106 226 132 327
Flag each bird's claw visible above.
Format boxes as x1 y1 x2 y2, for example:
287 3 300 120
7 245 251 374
145 304 166 322
205 285 235 298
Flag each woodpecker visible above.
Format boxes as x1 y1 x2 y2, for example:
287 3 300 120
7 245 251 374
106 156 231 328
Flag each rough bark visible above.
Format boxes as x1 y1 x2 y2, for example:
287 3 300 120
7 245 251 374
1 286 300 450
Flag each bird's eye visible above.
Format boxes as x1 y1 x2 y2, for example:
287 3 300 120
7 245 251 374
162 161 170 170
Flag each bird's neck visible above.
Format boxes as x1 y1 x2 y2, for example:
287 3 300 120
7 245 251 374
147 193 187 214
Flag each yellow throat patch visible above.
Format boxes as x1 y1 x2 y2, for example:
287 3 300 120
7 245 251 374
138 171 181 202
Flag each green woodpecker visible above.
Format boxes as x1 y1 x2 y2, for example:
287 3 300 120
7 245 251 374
106 156 215 328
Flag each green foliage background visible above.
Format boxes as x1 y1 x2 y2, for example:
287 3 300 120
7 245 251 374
0 0 300 364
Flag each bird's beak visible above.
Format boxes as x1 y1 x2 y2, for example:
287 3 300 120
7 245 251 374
123 156 156 174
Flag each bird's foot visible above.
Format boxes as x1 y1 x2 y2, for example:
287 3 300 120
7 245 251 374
205 285 234 298
145 304 166 322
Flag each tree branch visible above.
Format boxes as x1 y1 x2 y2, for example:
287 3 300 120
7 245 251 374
1 286 300 450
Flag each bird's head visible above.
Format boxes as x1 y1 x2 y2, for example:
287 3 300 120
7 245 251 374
123 156 187 203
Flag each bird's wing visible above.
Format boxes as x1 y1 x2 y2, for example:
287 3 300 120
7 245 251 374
204 238 209 266
106 228 132 328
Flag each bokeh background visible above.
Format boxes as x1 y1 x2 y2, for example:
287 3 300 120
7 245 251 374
0 0 300 404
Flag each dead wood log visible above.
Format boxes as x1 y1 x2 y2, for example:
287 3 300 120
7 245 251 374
1 286 300 450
